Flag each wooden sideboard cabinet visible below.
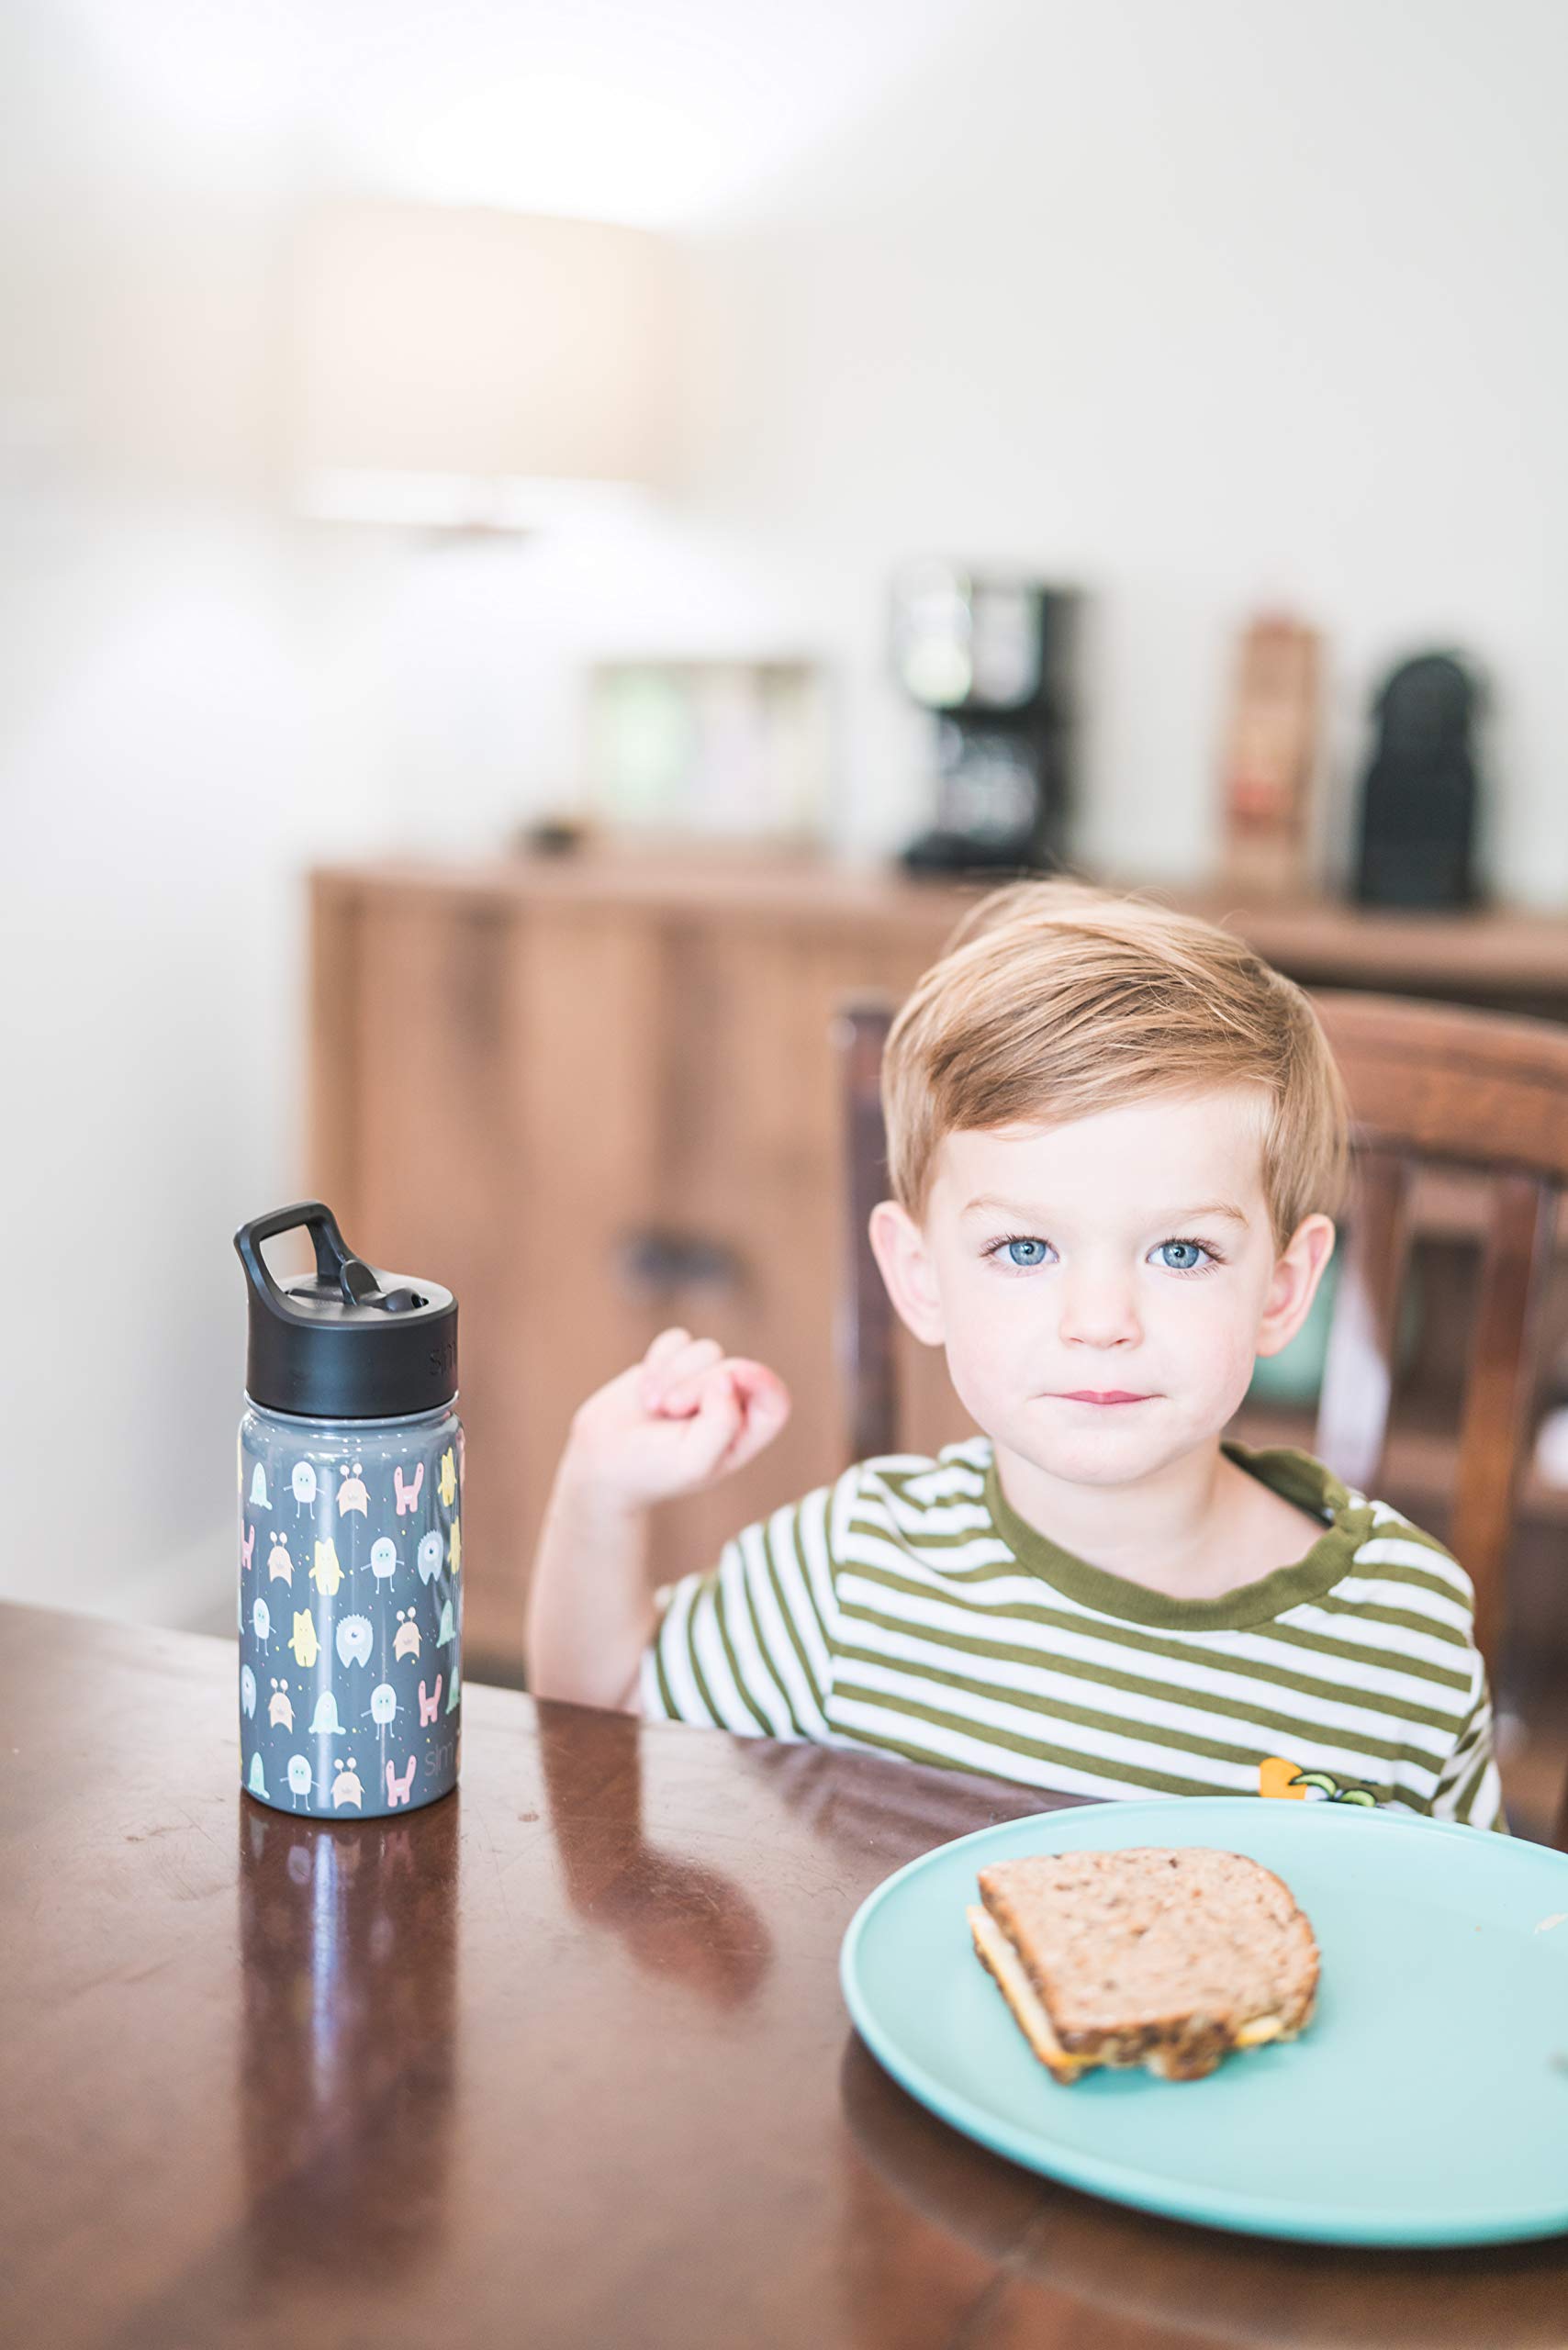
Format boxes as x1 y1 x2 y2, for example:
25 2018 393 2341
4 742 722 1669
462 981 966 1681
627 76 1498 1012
308 856 974 1673
309 854 1568 1686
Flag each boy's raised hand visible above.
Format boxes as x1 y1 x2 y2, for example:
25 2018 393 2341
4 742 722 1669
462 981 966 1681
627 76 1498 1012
568 1327 792 1510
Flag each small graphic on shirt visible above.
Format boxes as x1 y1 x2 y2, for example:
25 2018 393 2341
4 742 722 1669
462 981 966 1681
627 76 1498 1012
1259 1755 1377 1807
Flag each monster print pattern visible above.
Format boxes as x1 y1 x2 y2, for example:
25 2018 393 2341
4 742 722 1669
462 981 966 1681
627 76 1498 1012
238 1405 462 1818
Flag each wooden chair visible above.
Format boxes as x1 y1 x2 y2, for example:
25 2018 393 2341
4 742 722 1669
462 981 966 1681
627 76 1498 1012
835 992 1568 1816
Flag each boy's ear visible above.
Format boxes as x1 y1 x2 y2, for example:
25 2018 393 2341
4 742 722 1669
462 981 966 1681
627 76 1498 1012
868 1201 946 1348
1255 1214 1337 1359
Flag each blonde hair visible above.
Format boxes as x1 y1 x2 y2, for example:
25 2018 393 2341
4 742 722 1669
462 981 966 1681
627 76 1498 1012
882 879 1349 1243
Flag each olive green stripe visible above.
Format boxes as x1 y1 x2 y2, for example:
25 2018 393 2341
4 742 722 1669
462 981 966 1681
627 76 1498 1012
842 1544 1473 1675
1357 1515 1459 1562
830 1640 1438 1774
841 1617 1466 1748
652 1636 682 1724
1263 1609 1472 1673
845 1547 1473 1673
842 1572 1473 1711
1341 1556 1475 1610
710 1574 772 1735
837 1562 1470 1722
1453 1736 1493 1825
834 1687 1229 1799
846 1525 1475 1629
682 1608 722 1729
764 1509 829 1717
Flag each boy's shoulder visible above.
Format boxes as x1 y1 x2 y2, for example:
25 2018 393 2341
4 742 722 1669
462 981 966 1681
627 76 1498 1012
817 1438 999 1554
1229 1439 1479 1621
848 1436 995 1511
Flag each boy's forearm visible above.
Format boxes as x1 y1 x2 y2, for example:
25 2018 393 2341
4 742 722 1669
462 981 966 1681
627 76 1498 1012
525 1457 657 1712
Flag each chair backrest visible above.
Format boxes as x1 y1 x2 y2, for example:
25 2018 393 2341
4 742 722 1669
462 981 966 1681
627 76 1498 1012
835 989 1568 1695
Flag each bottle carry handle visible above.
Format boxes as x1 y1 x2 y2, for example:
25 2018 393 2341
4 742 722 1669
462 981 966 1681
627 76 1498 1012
234 1203 424 1319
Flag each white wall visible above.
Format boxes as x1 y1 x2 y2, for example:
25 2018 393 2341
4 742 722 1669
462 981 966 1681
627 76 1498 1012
6 0 1567 1628
677 0 1568 890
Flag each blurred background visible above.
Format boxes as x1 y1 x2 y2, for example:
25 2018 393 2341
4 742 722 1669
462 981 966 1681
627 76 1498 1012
7 0 1568 1815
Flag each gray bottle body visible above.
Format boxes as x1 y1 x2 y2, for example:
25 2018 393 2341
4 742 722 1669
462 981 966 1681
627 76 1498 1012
238 1397 463 1818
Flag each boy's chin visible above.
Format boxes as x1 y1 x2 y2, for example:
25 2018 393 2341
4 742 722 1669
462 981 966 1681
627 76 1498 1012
1013 1411 1215 1488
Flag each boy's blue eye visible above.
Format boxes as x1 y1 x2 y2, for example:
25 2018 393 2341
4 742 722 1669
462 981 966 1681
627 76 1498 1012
1153 1240 1208 1271
1003 1237 1050 1268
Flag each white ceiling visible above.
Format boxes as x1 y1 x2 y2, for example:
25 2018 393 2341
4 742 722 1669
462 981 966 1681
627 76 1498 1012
53 0 977 224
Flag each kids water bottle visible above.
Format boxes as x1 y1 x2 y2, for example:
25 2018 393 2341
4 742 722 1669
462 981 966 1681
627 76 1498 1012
234 1202 463 1819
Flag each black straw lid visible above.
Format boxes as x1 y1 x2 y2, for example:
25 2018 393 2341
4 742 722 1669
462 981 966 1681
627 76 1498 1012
235 1202 457 1421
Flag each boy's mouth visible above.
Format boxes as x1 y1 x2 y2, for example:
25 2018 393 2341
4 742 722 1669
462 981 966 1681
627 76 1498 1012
1053 1390 1154 1405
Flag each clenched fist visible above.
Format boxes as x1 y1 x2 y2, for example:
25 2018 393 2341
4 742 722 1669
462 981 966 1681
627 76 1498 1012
566 1327 792 1510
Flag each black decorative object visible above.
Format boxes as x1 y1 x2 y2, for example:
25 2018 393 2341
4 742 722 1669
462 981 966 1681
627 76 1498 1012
1354 653 1483 911
891 561 1078 875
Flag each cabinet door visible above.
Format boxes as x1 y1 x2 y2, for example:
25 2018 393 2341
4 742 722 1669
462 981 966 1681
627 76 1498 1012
312 877 974 1673
312 882 532 1672
507 900 666 1651
639 915 975 1588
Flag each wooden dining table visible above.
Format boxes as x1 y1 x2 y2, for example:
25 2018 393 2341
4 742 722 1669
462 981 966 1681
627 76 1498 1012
6 1598 1568 2350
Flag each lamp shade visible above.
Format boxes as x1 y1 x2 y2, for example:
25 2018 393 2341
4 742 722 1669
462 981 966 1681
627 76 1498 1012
291 199 678 519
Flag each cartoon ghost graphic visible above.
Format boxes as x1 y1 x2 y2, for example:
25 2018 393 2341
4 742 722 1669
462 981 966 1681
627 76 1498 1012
240 1663 257 1718
417 1531 443 1585
249 1463 271 1511
335 1613 374 1670
308 1690 346 1737
446 1662 460 1714
290 1460 318 1515
247 1752 268 1800
267 1535 293 1584
437 1448 457 1510
436 1598 456 1649
393 1608 422 1663
268 1677 294 1730
449 1518 461 1577
288 1611 320 1670
331 1758 364 1810
310 1539 344 1596
252 1596 272 1644
370 1537 398 1583
337 1461 370 1517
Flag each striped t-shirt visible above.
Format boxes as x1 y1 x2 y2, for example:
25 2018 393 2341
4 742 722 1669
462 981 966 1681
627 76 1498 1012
640 1437 1504 1831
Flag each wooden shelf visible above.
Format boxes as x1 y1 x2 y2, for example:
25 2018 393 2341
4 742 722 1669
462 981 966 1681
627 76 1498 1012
315 854 1568 998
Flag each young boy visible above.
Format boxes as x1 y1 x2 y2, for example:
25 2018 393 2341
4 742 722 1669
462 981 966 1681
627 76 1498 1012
526 880 1503 1830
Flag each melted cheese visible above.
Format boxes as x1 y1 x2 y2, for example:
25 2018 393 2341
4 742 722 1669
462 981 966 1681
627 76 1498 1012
968 1904 1082 2081
970 1906 1292 2071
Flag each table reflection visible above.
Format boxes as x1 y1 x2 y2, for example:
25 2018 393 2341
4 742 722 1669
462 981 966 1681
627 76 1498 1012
536 1701 773 2008
839 2038 1568 2350
236 1791 459 2281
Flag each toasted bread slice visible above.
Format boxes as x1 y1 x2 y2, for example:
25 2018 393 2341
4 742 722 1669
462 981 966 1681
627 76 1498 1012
972 1846 1318 2084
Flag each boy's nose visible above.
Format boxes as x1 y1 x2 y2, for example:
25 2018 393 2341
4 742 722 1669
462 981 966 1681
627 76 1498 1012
1057 1274 1141 1349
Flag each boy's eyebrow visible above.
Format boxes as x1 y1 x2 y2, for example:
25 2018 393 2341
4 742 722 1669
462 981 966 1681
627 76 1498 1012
960 1194 1252 1225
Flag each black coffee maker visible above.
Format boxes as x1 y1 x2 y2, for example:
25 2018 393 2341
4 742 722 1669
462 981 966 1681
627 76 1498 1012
891 560 1078 873
1354 651 1484 910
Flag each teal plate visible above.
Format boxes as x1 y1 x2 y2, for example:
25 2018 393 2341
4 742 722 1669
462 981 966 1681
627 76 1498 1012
840 1797 1568 2246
